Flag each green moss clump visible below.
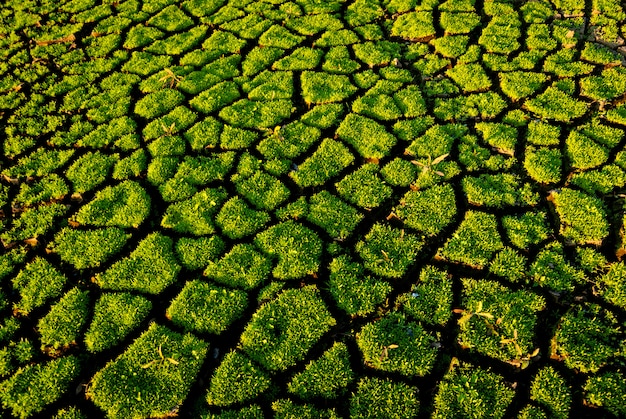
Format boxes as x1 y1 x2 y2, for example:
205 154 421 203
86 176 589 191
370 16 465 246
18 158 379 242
499 71 547 101
438 211 503 268
459 278 545 362
161 188 228 235
530 242 586 293
95 232 181 294
84 292 152 353
336 113 397 159
489 247 528 283
255 221 322 280
167 280 248 335
524 146 562 184
219 99 292 128
291 138 354 187
565 130 608 170
350 377 420 419
0 356 81 419
336 164 393 209
447 63 492 93
87 323 208 418
51 227 130 269
502 211 550 250
216 197 270 239
147 5 194 32
328 255 392 317
550 188 609 245
38 288 90 351
175 236 224 271
307 191 363 240
240 286 335 371
432 365 514 419
596 262 626 310
236 170 290 210
73 181 151 228
301 71 357 104
357 222 423 278
206 351 271 407
207 244 272 290
390 11 435 40
584 372 626 417
525 87 588 122
357 313 437 376
398 265 453 326
395 184 457 235
288 342 354 400
12 257 67 315
554 303 622 373
462 173 539 208
530 366 571 419
13 174 68 207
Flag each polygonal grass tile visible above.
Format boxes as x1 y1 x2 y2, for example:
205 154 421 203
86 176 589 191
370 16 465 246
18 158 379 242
87 323 208 418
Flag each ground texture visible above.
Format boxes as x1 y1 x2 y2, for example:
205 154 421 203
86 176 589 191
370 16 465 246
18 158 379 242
1 0 626 418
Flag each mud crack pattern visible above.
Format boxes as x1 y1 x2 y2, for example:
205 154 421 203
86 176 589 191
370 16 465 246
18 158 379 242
1 0 626 418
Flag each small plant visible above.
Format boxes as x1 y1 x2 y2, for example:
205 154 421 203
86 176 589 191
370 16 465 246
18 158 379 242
350 377 420 419
84 292 152 353
87 323 208 418
167 280 248 335
206 351 272 407
502 211 551 250
475 122 517 156
240 286 336 371
595 261 626 310
254 220 322 280
352 40 403 67
94 232 181 294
